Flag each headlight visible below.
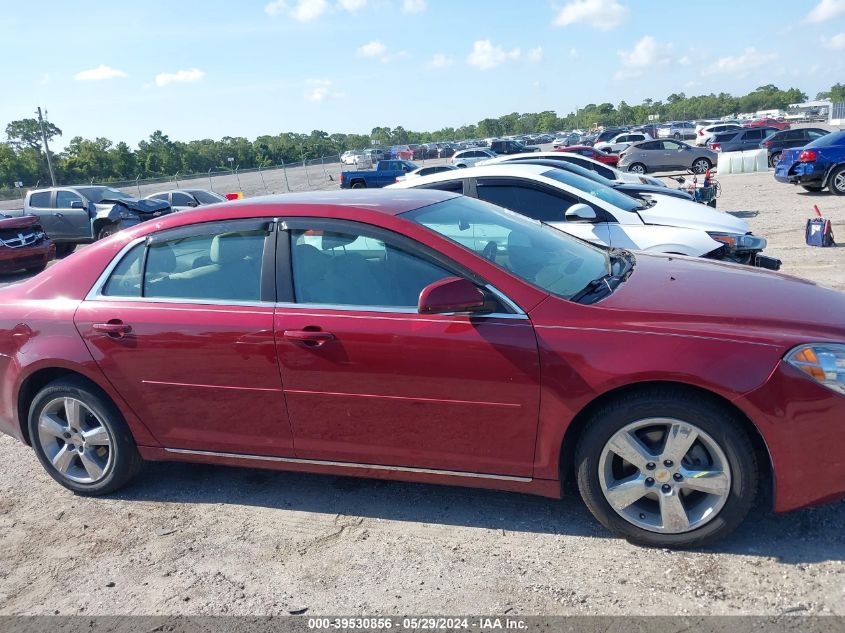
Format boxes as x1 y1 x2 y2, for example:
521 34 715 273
785 344 845 395
706 232 767 251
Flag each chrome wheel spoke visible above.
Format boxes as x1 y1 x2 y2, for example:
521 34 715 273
52 445 75 474
39 413 67 438
659 492 690 532
79 450 105 480
64 398 83 429
606 431 653 471
661 422 699 464
82 426 110 446
604 475 648 511
681 469 730 496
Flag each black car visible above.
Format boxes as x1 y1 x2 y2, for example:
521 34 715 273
761 128 829 167
490 139 540 155
708 127 779 153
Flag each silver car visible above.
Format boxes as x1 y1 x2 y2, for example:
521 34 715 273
618 139 717 175
144 189 226 212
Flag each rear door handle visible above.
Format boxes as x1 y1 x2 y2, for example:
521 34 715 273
93 321 132 338
283 329 335 347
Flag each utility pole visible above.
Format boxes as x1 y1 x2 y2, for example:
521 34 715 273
36 107 56 186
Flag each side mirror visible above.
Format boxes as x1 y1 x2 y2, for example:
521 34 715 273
418 277 486 314
565 203 597 221
69 200 84 210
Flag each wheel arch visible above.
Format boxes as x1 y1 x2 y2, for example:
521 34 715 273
92 218 117 238
557 380 773 503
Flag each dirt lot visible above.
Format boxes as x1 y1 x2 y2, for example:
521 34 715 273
1 169 844 616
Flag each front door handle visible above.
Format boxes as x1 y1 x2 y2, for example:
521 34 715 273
93 320 132 338
283 329 335 347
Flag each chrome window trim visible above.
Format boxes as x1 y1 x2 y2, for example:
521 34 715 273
85 236 146 301
275 302 528 320
164 447 532 483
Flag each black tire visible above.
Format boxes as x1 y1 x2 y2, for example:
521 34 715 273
628 163 647 174
28 377 142 495
97 223 120 240
673 133 681 140
801 184 824 192
574 387 757 548
456 164 467 168
54 243 76 258
692 158 711 174
769 152 781 168
828 165 845 196
350 181 366 189
25 263 48 274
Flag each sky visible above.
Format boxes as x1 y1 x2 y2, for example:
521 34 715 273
2 0 844 149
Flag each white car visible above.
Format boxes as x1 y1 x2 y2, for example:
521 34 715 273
478 151 668 188
594 132 652 154
394 165 459 183
694 122 743 146
144 189 226 212
450 148 497 168
388 164 770 265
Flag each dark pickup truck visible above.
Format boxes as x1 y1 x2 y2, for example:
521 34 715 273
340 160 418 189
9 186 172 255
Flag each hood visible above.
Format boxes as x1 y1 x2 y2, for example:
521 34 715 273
615 172 666 187
636 195 748 234
616 184 693 201
601 252 845 344
98 197 170 214
0 214 39 230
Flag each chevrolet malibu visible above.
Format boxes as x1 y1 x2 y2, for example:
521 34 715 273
1 190 844 548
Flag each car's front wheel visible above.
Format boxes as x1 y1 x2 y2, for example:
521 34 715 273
97 223 120 240
828 166 845 196
28 378 142 495
769 151 782 168
575 388 757 548
692 158 712 174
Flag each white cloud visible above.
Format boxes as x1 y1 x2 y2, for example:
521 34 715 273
265 0 328 21
613 36 672 79
569 47 579 58
805 0 845 22
74 64 128 81
338 0 366 10
822 32 845 49
553 0 629 31
702 47 777 78
427 53 454 69
467 39 521 70
527 46 543 63
358 40 388 58
155 68 205 87
305 79 343 102
678 55 691 65
402 0 426 13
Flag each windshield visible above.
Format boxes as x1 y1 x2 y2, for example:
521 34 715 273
543 161 616 187
189 190 226 204
402 196 610 300
539 168 641 212
77 186 132 203
806 130 845 148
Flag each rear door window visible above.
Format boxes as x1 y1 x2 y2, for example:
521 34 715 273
476 178 575 223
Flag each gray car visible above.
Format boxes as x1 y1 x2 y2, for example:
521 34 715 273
618 139 717 175
707 127 779 153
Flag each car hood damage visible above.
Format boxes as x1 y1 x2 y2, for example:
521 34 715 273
96 197 170 215
638 196 748 234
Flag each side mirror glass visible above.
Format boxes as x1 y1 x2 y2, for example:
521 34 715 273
565 203 597 221
418 277 486 314
69 200 84 210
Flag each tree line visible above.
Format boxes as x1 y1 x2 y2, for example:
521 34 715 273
2 83 841 192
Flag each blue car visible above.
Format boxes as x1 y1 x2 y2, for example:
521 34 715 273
774 129 845 194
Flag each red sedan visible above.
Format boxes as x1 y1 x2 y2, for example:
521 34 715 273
554 145 619 165
1 190 844 548
0 214 55 274
743 117 790 131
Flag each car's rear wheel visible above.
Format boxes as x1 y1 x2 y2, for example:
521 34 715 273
456 164 467 168
828 166 845 196
351 181 366 189
628 163 646 174
575 388 757 548
28 378 142 495
692 158 711 174
673 133 681 140
769 151 782 168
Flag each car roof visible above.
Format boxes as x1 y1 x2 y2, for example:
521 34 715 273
226 189 459 216
389 163 551 188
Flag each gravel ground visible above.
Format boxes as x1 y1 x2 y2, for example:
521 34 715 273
1 166 844 616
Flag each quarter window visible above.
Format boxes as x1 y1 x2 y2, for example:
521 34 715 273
290 226 453 308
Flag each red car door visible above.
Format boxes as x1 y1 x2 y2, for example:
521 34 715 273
274 218 541 477
74 219 296 456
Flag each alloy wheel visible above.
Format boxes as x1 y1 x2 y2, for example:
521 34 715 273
598 418 731 534
834 171 845 194
36 397 114 484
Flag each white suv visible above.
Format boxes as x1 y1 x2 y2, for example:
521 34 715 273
450 149 496 168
